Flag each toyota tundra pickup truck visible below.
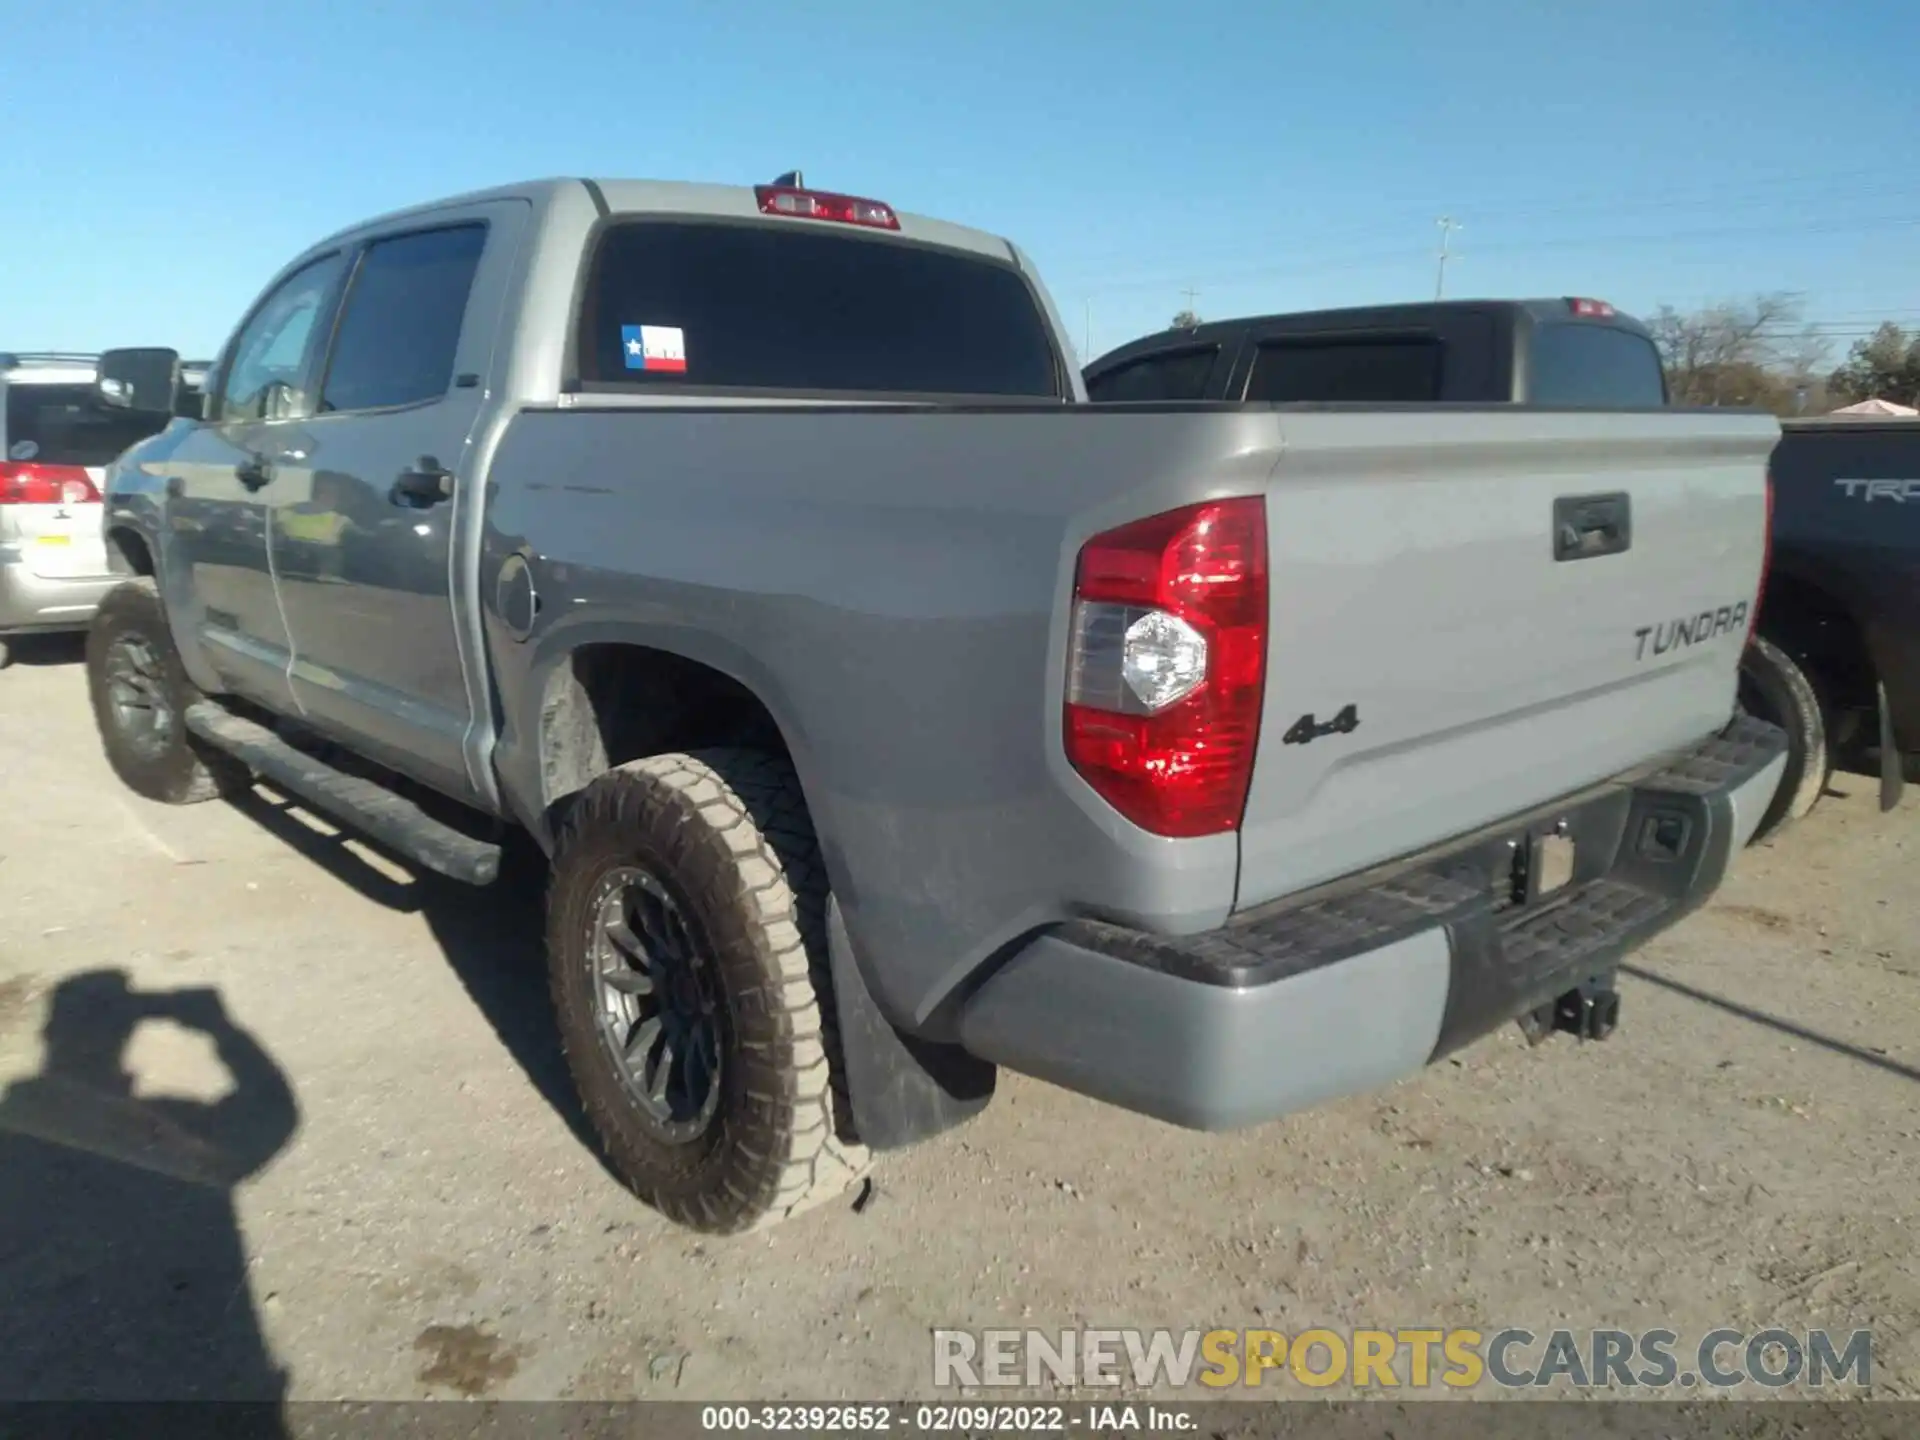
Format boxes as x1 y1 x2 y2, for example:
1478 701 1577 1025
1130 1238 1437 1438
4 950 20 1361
86 176 1786 1235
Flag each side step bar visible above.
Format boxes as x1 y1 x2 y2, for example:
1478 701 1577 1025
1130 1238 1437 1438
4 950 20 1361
184 701 501 885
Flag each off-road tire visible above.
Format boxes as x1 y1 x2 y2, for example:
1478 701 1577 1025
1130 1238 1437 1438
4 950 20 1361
547 749 869 1233
86 578 249 805
1738 635 1831 844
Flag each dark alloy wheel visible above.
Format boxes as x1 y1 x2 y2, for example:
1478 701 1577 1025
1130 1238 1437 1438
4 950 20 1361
587 865 725 1142
101 632 177 763
86 578 248 805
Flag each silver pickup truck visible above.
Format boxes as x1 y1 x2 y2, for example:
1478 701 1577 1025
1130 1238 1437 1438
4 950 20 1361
87 175 1786 1234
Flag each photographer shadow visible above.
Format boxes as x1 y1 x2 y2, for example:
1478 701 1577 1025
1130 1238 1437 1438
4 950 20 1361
0 969 297 1409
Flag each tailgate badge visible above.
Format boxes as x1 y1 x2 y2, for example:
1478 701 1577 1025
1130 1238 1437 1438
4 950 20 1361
1634 601 1749 661
1282 703 1359 746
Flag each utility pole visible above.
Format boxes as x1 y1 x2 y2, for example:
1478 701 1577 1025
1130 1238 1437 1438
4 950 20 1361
1181 286 1199 316
1434 217 1461 301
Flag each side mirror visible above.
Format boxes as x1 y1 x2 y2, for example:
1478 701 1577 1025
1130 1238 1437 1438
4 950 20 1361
96 347 182 416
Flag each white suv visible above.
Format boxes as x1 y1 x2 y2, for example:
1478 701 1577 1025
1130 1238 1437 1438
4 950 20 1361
0 352 199 667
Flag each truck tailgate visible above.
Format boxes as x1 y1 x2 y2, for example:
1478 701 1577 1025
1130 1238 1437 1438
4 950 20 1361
1234 408 1777 910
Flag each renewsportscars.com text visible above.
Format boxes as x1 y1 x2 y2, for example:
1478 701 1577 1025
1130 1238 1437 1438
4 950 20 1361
932 1326 1873 1392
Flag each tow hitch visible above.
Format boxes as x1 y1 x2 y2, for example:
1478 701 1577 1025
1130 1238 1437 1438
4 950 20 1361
1519 974 1620 1045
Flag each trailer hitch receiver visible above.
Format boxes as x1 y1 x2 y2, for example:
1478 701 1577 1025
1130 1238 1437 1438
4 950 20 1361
1519 973 1621 1045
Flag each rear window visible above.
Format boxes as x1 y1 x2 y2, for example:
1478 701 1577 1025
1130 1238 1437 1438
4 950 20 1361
1245 337 1442 403
576 221 1061 398
1527 323 1667 407
4 382 172 468
1085 347 1218 403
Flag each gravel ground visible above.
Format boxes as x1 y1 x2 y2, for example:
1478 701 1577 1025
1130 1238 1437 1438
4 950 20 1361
1 636 1914 1405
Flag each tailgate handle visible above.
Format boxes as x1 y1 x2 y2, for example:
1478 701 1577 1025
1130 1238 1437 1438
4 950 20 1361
1553 492 1631 562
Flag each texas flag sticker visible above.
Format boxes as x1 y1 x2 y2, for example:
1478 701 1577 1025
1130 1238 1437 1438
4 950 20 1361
622 324 687 373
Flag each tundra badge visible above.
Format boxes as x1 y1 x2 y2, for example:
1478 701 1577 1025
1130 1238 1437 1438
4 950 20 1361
1633 601 1750 661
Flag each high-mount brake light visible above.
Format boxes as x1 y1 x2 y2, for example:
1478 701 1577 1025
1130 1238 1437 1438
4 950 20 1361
754 185 900 231
0 462 100 506
1063 497 1269 838
1567 297 1617 318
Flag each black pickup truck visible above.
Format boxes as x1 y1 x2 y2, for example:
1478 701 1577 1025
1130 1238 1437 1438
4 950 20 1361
1737 417 1917 838
1083 297 1668 407
1086 300 1918 842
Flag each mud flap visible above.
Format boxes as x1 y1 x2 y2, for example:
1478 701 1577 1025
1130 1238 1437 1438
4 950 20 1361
1878 680 1904 813
826 897 996 1152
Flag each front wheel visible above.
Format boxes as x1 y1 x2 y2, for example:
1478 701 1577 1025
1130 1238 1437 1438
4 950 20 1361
547 749 869 1233
85 579 249 805
1737 635 1831 844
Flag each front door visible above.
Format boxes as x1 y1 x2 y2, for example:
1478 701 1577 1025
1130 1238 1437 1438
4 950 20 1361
163 252 346 710
271 206 523 802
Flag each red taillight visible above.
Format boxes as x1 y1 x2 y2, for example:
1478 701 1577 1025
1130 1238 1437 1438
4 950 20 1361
754 185 900 231
1064 497 1269 838
1750 468 1773 641
1567 297 1616 318
0 461 100 506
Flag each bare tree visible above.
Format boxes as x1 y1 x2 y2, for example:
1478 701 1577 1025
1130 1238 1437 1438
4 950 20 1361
1647 293 1828 412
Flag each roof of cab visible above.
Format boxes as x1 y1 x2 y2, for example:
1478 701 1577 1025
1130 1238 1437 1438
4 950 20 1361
313 177 1019 265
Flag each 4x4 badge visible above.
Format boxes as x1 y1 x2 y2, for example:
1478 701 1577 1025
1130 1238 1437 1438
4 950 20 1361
1282 703 1360 746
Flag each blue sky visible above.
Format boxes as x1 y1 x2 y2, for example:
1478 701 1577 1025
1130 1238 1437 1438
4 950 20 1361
4 0 1916 366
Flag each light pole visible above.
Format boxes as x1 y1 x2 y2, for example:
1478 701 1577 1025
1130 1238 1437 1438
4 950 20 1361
1434 217 1462 301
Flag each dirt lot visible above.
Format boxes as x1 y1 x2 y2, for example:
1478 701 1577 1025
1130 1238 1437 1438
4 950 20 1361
1 636 1915 1404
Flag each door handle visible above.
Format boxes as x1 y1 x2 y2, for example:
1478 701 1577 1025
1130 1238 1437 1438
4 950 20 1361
390 456 453 507
235 455 274 491
1552 492 1631 562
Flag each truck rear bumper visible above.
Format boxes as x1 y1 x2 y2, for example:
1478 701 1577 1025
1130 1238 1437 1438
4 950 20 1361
954 715 1788 1130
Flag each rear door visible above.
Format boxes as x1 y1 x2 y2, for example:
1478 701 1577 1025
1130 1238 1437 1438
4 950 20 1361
273 202 526 802
1233 408 1774 910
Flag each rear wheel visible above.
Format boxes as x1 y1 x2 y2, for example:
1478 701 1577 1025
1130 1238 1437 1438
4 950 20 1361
1737 635 1831 844
547 749 868 1233
86 579 248 805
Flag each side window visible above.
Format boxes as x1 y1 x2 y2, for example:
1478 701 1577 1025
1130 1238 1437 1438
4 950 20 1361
216 254 346 423
1246 337 1442 403
1086 348 1219 403
319 225 487 414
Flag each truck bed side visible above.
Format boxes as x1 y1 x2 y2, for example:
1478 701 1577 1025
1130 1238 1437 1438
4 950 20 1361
481 402 1774 1036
